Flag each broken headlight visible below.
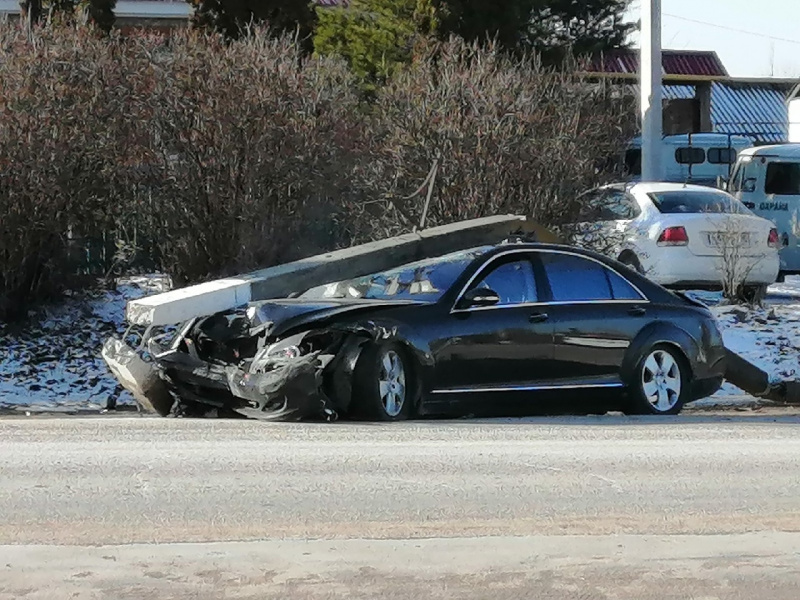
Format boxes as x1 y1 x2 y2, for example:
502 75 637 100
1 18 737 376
250 332 309 373
267 343 303 360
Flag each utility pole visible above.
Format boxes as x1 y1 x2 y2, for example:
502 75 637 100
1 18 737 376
640 0 663 181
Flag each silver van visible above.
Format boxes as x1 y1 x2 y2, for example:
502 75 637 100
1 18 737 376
727 144 800 276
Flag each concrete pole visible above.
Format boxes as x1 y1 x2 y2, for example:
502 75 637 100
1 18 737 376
640 0 663 181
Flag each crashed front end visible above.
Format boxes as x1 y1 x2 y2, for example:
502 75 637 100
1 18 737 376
103 306 361 421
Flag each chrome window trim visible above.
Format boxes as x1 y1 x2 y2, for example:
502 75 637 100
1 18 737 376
450 248 649 314
431 382 624 395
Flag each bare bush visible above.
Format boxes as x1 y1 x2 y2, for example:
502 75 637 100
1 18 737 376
716 216 769 305
0 24 140 319
133 29 367 284
0 27 634 321
346 39 635 242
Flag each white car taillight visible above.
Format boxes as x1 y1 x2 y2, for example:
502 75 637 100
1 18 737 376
768 228 780 249
657 226 689 246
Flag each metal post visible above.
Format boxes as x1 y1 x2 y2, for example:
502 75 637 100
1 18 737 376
640 0 663 181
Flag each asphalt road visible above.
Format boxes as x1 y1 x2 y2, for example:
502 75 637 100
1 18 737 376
3 414 800 599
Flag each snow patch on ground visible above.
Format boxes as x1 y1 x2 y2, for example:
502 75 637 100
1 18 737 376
0 276 171 410
694 276 800 406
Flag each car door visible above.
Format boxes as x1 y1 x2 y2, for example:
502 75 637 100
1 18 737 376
429 252 554 394
535 250 649 386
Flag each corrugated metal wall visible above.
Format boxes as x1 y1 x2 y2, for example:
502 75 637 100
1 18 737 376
662 83 790 144
711 82 788 144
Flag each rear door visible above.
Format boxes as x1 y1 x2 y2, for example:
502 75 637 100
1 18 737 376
535 251 649 386
430 252 554 394
760 161 800 271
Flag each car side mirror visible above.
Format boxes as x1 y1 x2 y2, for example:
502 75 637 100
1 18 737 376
743 177 756 193
459 288 500 309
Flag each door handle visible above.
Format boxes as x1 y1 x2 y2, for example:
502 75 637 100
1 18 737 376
628 306 646 316
529 312 549 323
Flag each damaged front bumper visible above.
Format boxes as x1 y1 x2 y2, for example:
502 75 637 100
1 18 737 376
102 328 339 421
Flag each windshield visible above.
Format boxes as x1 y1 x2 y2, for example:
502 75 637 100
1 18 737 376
648 190 752 214
297 247 490 303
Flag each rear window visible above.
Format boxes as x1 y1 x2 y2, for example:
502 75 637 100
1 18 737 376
648 190 751 214
765 163 800 195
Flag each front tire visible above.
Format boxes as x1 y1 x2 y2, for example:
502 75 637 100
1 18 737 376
352 343 414 421
627 345 689 416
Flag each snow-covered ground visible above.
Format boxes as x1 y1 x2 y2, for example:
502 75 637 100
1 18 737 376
0 276 171 412
2 276 800 413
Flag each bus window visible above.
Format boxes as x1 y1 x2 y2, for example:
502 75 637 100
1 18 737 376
675 147 706 165
707 148 737 164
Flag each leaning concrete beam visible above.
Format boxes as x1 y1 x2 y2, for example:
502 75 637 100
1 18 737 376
127 279 252 327
126 215 533 326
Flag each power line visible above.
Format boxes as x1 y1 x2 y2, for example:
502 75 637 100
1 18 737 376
663 12 800 46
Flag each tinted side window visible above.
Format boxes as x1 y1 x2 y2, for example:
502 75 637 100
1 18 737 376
541 254 613 302
765 163 800 195
675 147 705 165
579 190 640 221
606 191 641 220
707 148 737 165
608 270 643 300
473 259 536 306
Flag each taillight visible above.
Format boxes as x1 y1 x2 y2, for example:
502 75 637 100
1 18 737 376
657 226 689 246
768 228 780 249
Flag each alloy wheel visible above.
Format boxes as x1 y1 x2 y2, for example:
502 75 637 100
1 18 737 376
641 349 682 412
378 350 406 417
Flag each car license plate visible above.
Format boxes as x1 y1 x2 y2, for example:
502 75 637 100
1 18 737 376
705 232 753 248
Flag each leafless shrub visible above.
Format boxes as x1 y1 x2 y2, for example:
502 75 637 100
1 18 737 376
716 216 769 306
0 24 141 319
345 39 635 242
0 27 634 321
135 28 366 284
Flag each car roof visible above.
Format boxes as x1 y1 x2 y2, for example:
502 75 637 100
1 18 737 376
602 182 731 195
738 144 800 159
486 241 616 262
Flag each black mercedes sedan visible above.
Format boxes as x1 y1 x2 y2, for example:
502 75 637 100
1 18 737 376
148 243 727 421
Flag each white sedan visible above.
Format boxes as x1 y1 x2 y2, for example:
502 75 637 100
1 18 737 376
569 183 780 296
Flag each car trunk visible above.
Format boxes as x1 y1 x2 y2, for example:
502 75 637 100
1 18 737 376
671 214 774 258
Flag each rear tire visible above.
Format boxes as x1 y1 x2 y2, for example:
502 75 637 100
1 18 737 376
352 342 414 421
626 344 690 416
738 284 767 306
619 253 644 274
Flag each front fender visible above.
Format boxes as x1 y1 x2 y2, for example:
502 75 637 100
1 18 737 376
328 319 432 414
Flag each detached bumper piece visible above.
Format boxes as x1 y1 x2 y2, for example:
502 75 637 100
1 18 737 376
102 337 174 416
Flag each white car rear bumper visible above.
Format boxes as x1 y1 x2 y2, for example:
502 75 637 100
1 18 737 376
641 248 780 288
